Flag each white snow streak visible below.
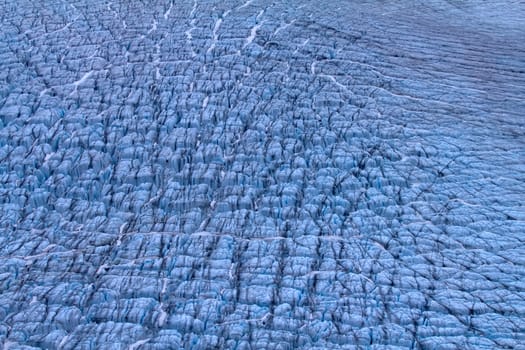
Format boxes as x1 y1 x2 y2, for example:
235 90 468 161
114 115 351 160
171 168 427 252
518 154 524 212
164 2 173 19
273 19 295 36
148 19 158 34
207 17 223 54
185 0 198 56
73 71 93 87
319 74 349 92
244 22 263 47
238 0 254 10
157 308 168 327
128 339 151 350
58 335 71 350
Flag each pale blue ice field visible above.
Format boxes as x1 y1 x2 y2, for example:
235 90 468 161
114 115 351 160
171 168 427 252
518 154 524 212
0 0 524 348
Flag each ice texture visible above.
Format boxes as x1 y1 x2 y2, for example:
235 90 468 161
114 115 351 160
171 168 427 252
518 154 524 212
1 0 525 349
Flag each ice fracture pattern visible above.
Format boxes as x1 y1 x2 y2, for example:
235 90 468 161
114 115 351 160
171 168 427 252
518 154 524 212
1 0 524 349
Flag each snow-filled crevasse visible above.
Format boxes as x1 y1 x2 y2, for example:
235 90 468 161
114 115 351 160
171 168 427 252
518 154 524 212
0 0 524 349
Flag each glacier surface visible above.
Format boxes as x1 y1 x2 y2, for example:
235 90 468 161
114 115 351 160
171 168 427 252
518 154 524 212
0 0 524 348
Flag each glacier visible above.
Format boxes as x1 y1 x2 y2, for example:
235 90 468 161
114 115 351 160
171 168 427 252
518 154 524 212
0 0 524 349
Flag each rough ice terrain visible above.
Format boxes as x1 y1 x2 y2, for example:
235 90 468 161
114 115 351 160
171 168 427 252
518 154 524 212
1 0 524 349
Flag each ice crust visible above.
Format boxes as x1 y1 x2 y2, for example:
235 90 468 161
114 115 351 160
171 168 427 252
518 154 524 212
0 0 524 349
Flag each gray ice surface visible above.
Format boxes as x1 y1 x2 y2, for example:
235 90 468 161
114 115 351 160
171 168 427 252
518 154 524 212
1 0 524 349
